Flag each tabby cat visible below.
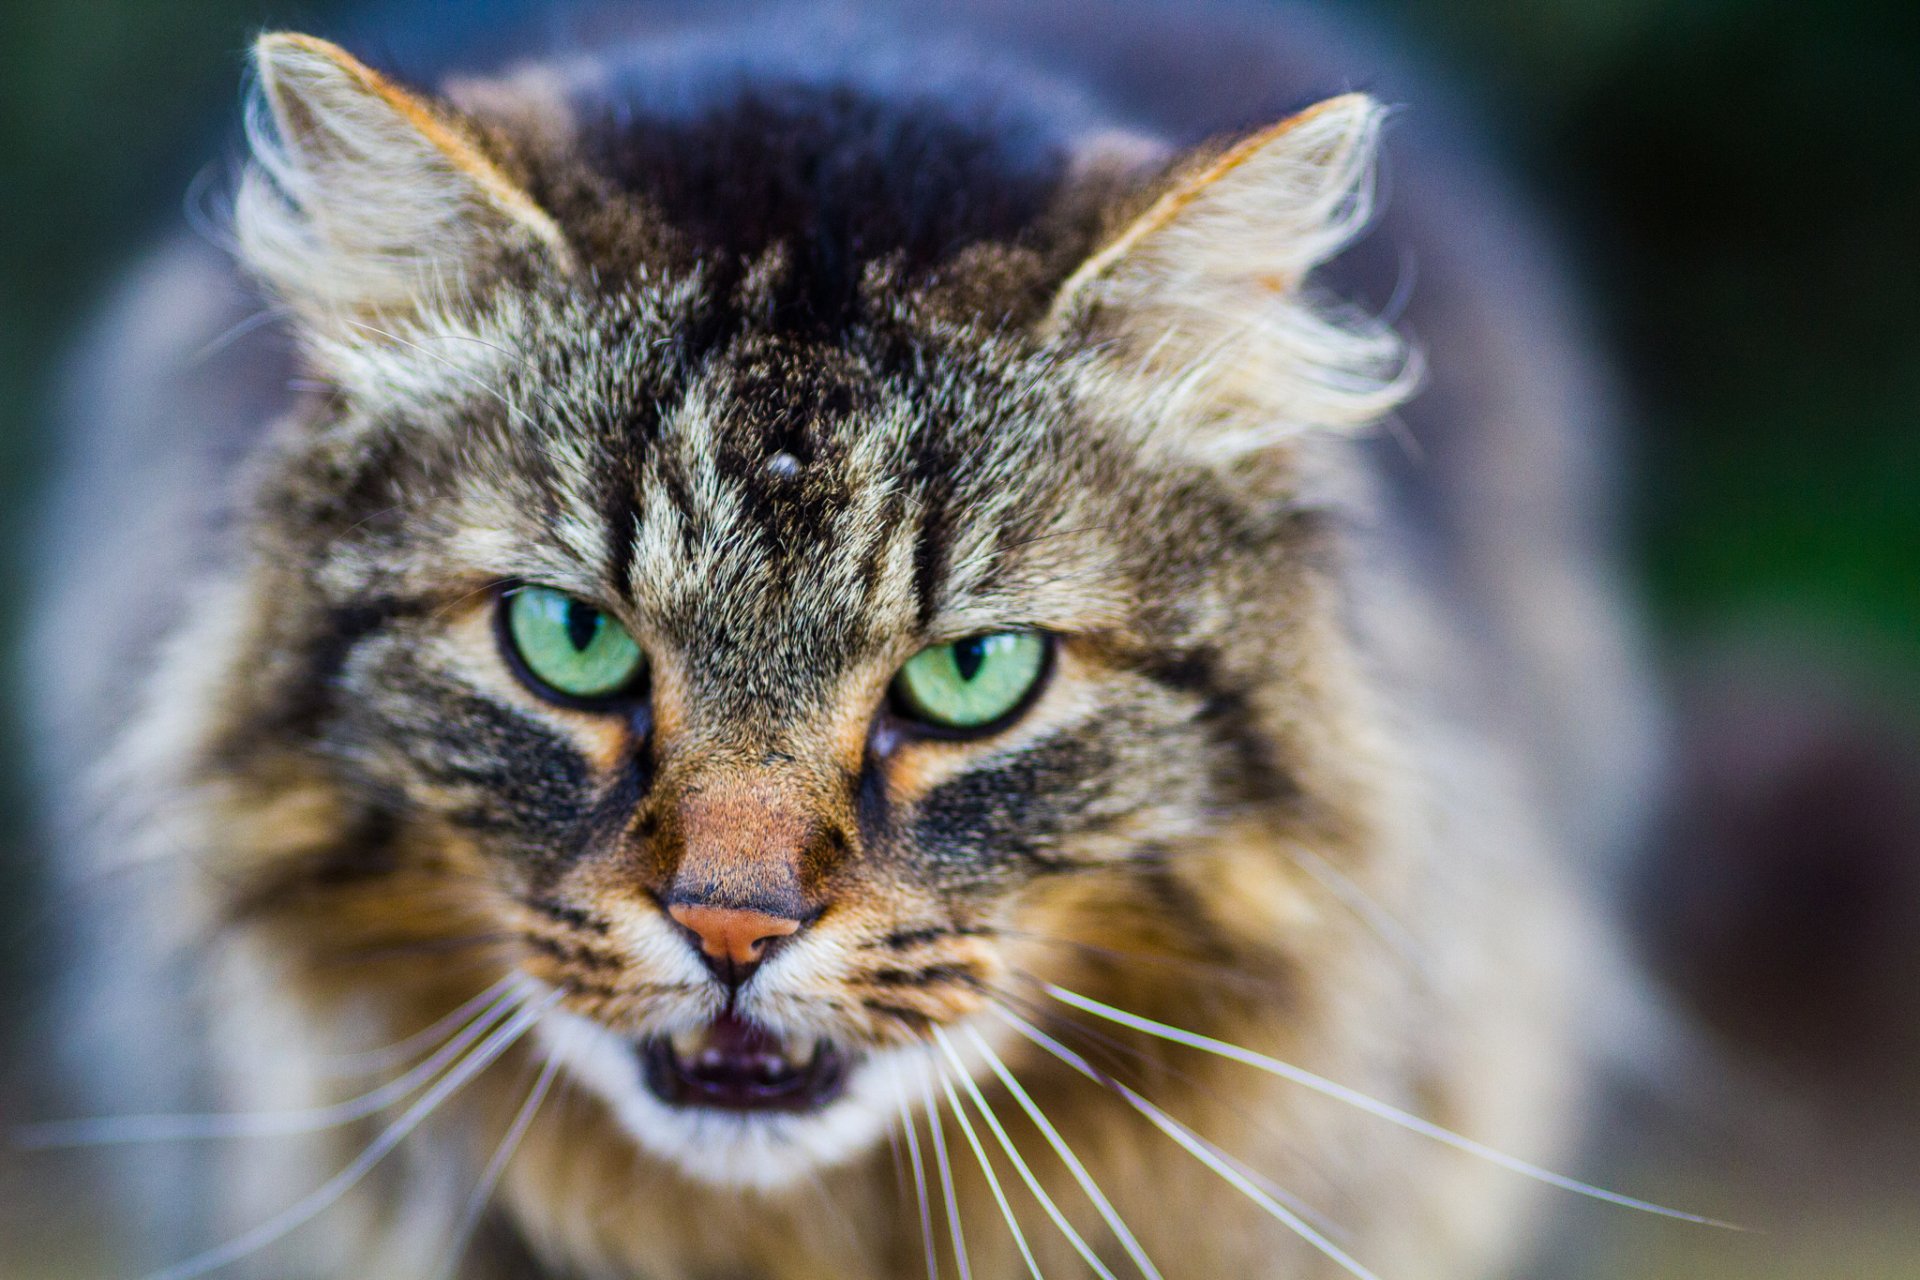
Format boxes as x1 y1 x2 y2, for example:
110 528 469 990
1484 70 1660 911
26 1 1667 1276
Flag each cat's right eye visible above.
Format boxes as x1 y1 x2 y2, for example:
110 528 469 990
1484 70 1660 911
500 586 648 705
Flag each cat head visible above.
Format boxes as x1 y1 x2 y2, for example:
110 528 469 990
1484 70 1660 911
205 32 1413 1189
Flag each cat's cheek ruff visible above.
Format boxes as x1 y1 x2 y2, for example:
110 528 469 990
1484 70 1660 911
534 1002 936 1191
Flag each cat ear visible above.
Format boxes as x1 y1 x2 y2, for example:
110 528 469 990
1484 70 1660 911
236 33 574 335
1046 95 1415 455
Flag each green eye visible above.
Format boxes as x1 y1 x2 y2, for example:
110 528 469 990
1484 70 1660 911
892 632 1049 731
503 586 646 702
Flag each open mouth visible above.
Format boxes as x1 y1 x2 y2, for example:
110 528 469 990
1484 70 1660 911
640 1012 851 1112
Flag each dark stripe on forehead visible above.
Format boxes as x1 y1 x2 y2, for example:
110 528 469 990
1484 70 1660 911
905 429 968 628
911 501 952 631
852 493 908 614
601 481 639 604
518 437 571 527
670 273 752 373
649 445 700 536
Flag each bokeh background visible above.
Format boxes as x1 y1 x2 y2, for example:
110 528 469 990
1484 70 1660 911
2 0 1916 1276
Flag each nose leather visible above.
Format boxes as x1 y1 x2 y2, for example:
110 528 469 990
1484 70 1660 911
667 901 803 968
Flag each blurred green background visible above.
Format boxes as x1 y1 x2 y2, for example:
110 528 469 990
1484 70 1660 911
1 0 1915 1276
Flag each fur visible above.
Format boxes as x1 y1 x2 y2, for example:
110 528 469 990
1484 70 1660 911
26 3 1655 1277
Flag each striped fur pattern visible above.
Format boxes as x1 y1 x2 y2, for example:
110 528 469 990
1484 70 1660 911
31 11 1622 1279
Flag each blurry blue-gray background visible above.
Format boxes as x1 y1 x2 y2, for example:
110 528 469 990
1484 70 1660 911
2 1 1916 1276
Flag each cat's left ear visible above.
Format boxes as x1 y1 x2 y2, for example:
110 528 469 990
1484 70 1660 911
236 33 574 336
1046 95 1414 456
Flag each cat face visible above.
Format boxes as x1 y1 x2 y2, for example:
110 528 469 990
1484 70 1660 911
212 35 1407 1190
259 287 1273 1185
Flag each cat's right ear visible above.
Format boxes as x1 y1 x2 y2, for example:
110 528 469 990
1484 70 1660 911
236 33 574 340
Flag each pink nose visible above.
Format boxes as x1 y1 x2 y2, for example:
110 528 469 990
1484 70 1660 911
666 902 803 970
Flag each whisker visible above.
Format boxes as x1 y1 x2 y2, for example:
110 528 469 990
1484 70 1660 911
15 982 522 1149
315 976 518 1077
933 1028 1116 1280
797 1163 867 1260
998 522 1127 555
887 1115 912 1208
425 578 517 628
997 1007 1381 1280
1046 984 1740 1229
1276 843 1431 977
139 991 559 1280
339 320 548 433
188 304 288 366
989 987 1136 1074
934 1062 1046 1280
920 1067 972 1280
394 328 538 372
997 996 1344 1226
997 986 1398 1244
994 987 1351 1239
992 986 1231 1121
895 1087 941 1280
993 928 1287 998
437 1043 563 1280
384 327 572 423
960 1025 1163 1280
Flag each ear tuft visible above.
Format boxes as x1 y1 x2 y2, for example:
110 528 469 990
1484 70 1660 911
237 32 573 334
1048 94 1417 456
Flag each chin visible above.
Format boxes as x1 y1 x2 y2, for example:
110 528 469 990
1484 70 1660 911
535 1002 937 1192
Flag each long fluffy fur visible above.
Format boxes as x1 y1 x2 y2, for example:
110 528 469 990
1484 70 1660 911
26 5 1650 1278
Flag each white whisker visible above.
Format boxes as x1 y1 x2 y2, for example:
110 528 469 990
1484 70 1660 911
960 1025 1163 1280
998 1007 1382 1280
139 992 559 1280
933 1028 1117 1280
16 982 522 1149
317 976 520 1078
895 1087 941 1280
381 327 573 424
437 1040 563 1280
1046 984 1738 1229
340 320 544 431
188 304 289 366
920 1067 972 1280
887 1107 910 1202
935 1062 1046 1280
1279 843 1431 977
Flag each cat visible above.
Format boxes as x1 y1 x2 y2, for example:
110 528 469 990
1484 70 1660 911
23 1 1668 1276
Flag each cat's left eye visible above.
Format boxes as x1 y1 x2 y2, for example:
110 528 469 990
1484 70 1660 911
501 586 647 704
891 632 1050 733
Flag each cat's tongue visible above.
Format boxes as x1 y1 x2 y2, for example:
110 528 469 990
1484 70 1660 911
643 1013 849 1112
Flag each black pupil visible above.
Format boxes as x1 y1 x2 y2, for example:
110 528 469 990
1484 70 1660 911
564 599 601 653
953 636 988 682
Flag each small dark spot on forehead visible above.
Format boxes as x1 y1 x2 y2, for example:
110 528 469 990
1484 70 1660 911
719 336 872 468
